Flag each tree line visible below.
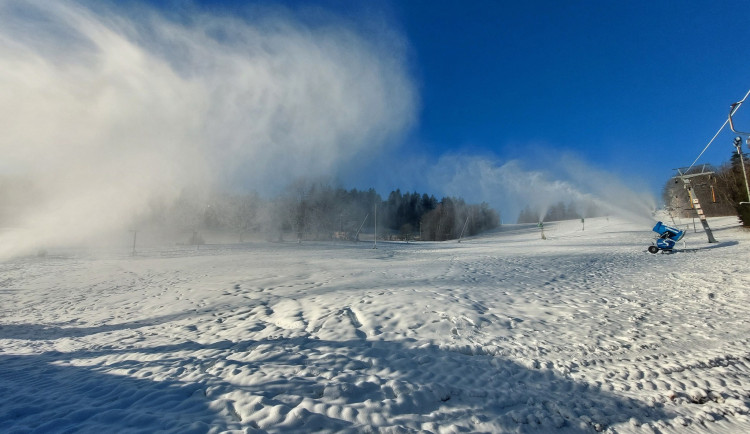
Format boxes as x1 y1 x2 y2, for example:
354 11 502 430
137 180 500 243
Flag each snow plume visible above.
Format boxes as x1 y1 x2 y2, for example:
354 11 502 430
428 154 657 225
0 0 416 257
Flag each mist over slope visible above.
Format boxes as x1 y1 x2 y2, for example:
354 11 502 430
0 0 416 257
0 0 662 259
426 153 657 225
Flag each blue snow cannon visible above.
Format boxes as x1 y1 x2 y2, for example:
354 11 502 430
648 221 685 254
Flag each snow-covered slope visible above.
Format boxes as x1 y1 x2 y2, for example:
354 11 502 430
2 216 750 433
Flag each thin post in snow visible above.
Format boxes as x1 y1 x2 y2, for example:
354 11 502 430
373 202 377 249
458 214 470 243
355 213 369 242
129 230 137 256
538 221 546 240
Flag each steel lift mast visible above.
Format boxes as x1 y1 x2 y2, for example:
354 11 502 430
728 99 750 203
673 164 717 243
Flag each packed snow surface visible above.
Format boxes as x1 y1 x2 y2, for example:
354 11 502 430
3 216 750 433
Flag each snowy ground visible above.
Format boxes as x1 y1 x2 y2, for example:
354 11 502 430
3 216 750 433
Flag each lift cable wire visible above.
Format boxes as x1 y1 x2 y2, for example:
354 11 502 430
687 88 750 172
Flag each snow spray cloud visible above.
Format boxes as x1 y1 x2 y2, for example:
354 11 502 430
0 0 416 257
428 154 656 225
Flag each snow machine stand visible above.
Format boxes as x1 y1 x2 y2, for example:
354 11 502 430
648 221 685 254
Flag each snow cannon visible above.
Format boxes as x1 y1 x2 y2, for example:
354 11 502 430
648 221 685 254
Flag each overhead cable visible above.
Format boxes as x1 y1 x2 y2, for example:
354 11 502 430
687 88 750 171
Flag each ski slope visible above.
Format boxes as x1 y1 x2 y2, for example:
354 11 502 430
3 216 750 433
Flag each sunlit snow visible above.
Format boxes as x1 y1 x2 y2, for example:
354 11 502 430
3 216 750 432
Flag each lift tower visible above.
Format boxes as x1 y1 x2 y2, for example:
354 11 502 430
674 164 717 243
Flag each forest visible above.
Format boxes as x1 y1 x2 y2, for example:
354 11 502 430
136 180 501 243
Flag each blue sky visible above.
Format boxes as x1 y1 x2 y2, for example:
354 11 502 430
394 1 750 188
176 0 750 196
110 0 750 199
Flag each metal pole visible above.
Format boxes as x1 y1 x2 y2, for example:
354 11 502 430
734 137 750 202
355 213 368 242
130 230 137 256
729 101 750 136
683 179 717 243
458 214 470 242
373 203 377 249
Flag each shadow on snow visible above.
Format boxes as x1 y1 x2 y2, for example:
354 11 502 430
1 331 674 433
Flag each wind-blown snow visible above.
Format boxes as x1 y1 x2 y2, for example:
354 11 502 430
0 0 415 258
3 216 750 432
428 154 656 226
